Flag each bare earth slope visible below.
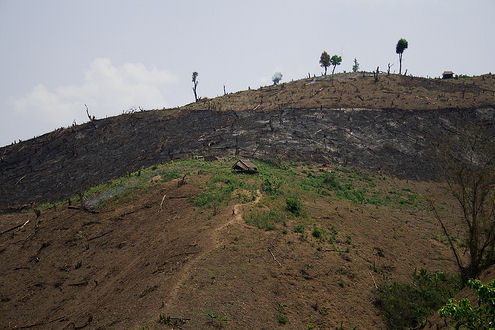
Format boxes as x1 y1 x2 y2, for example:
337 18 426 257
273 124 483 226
183 73 495 112
0 160 468 329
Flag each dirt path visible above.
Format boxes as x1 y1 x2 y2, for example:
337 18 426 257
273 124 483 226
163 190 262 312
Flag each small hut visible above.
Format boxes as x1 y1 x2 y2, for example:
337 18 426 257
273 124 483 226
232 159 258 174
442 71 454 79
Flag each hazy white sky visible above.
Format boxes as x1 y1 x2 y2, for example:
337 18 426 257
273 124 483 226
0 0 494 147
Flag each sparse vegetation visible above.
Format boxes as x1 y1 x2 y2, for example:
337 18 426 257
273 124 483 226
245 209 285 231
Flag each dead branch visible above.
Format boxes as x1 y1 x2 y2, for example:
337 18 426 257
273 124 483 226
429 200 464 272
159 194 167 212
368 270 378 289
0 221 27 236
18 219 30 230
268 248 282 267
15 175 26 185
87 230 113 241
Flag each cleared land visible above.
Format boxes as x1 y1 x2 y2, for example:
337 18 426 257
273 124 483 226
0 159 467 329
182 73 495 112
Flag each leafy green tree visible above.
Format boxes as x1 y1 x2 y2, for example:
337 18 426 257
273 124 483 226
320 51 330 75
396 38 408 74
352 58 359 72
330 55 342 74
192 71 199 102
439 279 495 329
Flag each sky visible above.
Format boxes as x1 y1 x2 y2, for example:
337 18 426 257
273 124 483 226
0 0 494 147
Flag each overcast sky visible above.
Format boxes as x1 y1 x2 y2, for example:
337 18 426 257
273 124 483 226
1 0 494 147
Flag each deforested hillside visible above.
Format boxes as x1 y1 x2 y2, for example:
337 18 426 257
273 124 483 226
1 74 494 207
1 73 494 329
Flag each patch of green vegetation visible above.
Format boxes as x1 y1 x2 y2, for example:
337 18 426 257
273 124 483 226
207 312 227 322
439 278 495 329
192 160 259 211
194 189 231 208
278 315 288 324
245 209 286 231
294 223 306 234
261 177 282 195
312 225 323 238
374 269 462 329
285 197 303 216
79 164 181 209
328 225 338 243
454 74 472 79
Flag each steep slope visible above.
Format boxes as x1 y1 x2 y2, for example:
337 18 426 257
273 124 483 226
1 74 494 207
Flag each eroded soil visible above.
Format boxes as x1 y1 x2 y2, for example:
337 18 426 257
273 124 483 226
0 173 468 329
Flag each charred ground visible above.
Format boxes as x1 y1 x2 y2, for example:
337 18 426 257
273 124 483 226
1 73 495 329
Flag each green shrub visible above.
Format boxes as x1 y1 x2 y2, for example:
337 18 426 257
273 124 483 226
261 177 282 195
286 197 302 216
374 269 461 329
323 172 342 190
312 225 323 238
294 223 305 234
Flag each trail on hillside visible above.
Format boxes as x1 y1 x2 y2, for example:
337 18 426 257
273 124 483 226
163 190 262 312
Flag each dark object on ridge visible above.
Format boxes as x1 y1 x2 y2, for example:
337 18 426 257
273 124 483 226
232 159 258 173
442 71 454 79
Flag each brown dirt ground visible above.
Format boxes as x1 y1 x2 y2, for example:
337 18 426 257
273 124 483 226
0 171 476 329
181 73 495 112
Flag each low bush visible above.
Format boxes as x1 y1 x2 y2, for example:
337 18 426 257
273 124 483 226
286 197 302 216
374 269 461 329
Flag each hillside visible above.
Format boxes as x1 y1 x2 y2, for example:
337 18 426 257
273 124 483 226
1 73 494 329
0 158 465 329
1 74 494 207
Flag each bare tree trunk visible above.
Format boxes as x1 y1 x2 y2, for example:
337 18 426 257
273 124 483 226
398 53 403 75
192 84 198 102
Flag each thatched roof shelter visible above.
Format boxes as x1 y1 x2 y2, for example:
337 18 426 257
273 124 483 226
232 159 258 173
442 71 454 79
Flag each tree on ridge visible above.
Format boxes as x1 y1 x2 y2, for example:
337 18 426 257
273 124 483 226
320 51 330 75
396 38 408 75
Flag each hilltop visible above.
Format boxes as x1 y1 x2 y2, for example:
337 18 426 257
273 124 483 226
181 73 495 112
